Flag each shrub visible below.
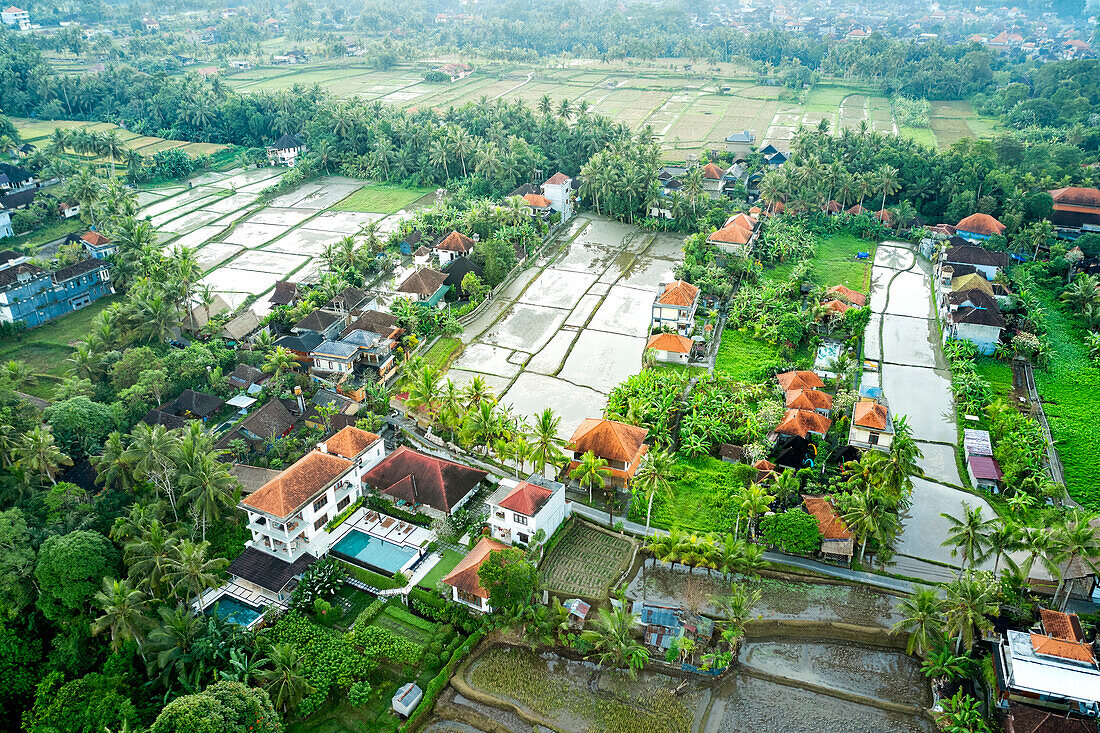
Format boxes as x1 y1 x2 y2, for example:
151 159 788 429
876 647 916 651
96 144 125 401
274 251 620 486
758 509 822 555
348 680 373 707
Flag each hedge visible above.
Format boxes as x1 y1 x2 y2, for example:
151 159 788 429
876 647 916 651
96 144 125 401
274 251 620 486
338 560 403 590
325 497 364 532
385 603 436 633
366 495 433 528
758 509 822 555
355 599 387 627
401 629 485 732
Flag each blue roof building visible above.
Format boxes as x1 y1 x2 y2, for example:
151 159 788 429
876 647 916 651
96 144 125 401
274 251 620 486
0 254 113 328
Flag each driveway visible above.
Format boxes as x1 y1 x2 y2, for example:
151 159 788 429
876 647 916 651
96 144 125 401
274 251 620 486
861 243 1001 580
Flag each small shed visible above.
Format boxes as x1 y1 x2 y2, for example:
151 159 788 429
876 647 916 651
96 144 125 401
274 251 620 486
391 682 422 718
963 428 993 459
967 455 1003 492
563 598 591 629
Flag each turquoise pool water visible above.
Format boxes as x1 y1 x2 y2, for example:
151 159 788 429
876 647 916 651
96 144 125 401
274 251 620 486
331 529 417 573
208 596 263 626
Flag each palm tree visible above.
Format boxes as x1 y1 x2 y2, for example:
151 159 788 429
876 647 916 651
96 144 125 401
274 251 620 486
177 446 238 542
880 415 922 498
893 588 945 655
579 603 648 678
406 367 441 417
537 94 553 117
463 401 502 456
529 408 566 477
15 426 72 485
735 483 774 540
461 375 494 409
839 488 896 565
92 578 151 653
147 605 203 683
633 448 674 529
1061 274 1100 313
123 422 178 482
260 642 314 714
570 450 611 504
682 165 706 215
262 346 297 382
101 130 127 178
556 98 573 120
167 539 228 610
93 431 134 492
943 572 998 653
1050 511 1100 612
1028 219 1055 261
713 581 762 639
940 504 995 575
986 520 1021 576
124 520 180 600
876 164 900 213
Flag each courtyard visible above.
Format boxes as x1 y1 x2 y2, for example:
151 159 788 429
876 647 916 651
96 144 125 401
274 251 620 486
446 214 682 437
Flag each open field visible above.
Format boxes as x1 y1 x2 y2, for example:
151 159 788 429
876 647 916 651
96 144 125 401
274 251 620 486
331 184 435 214
629 455 742 532
12 117 229 160
927 100 998 149
540 521 634 597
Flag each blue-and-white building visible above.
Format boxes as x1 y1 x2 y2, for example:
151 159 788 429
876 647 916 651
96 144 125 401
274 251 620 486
0 251 113 328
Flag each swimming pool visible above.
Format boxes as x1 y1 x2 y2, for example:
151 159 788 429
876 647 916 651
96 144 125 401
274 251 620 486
208 596 263 626
331 529 417 574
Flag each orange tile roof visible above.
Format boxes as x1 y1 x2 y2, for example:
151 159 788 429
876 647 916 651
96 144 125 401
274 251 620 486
442 537 508 599
802 495 852 540
498 481 554 516
825 285 866 307
702 163 724 180
956 213 1006 236
544 172 569 186
323 425 380 460
569 418 648 464
1030 633 1095 664
853 401 890 431
822 299 852 315
785 388 833 411
242 451 352 518
776 370 825 391
647 332 693 353
1050 187 1100 209
1040 608 1084 642
523 193 552 208
707 222 754 245
435 230 476 253
656 279 700 307
80 231 111 246
776 409 832 438
847 204 868 216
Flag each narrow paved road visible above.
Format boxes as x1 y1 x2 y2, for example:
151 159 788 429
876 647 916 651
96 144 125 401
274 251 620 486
862 243 1003 582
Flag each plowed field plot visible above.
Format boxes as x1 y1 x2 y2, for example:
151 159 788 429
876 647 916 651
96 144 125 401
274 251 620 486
540 522 634 596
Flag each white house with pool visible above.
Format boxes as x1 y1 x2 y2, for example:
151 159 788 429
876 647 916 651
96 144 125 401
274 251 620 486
200 426 388 623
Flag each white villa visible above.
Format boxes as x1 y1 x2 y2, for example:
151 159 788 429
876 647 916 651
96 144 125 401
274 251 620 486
651 279 700 335
487 474 568 546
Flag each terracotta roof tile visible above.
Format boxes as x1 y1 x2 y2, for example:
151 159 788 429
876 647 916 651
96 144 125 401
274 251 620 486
323 425 380 460
785 388 833 411
802 495 852 540
853 401 890 430
657 279 700 307
776 370 825 391
647 332 693 353
522 193 552 208
956 213 1006 236
776 409 832 438
242 450 352 518
498 481 554 516
544 172 569 186
1029 633 1095 664
434 230 476 253
822 299 852 315
363 446 487 514
569 419 648 464
1050 187 1100 208
1040 608 1085 642
825 285 866 307
708 222 754 245
702 163 724 180
442 537 508 599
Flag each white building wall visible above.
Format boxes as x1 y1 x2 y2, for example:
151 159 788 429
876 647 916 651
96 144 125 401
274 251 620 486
488 480 568 545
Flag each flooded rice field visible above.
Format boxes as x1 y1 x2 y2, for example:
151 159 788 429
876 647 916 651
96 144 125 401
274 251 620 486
446 642 933 733
627 565 904 628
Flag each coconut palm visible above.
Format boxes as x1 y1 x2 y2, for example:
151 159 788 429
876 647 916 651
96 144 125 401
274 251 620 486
1061 274 1100 313
570 450 611 504
93 431 134 492
15 426 72 486
147 605 203 684
579 603 648 678
167 539 228 610
407 366 441 417
880 415 922 499
943 572 998 653
713 581 762 638
262 346 297 382
876 164 900 213
735 483 774 540
177 443 238 542
123 422 178 482
986 520 1022 576
92 578 151 653
124 520 180 600
260 642 314 714
940 504 996 575
893 588 945 655
528 408 567 476
1050 510 1100 612
633 448 674 529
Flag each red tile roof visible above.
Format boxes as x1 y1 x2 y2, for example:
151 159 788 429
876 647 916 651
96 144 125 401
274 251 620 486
776 409 832 438
1030 633 1095 664
956 213 1006 236
80 231 111 247
569 418 648 464
802 495 852 540
544 172 569 186
853 401 890 430
708 221 754 246
822 299 852 316
825 285 866 307
523 193 552 208
435 230 476 253
785 388 833 412
702 163 724 180
442 537 508 599
363 446 487 514
647 332 693 354
656 279 699 307
1040 608 1085 642
242 451 353 518
847 204 868 216
323 425 380 460
498 481 554 516
776 370 825 391
1049 187 1100 209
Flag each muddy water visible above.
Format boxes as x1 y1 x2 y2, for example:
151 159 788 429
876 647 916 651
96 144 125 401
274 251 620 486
705 672 936 733
628 566 904 628
738 639 929 707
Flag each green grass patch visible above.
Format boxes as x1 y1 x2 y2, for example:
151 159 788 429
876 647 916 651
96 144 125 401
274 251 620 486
333 583 376 621
417 549 464 589
714 328 781 380
10 216 85 253
630 455 740 533
975 357 1013 398
420 336 463 374
899 126 936 148
370 603 435 645
1029 289 1100 508
330 184 434 214
810 233 876 291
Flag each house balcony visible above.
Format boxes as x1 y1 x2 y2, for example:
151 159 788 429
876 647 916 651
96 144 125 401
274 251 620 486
248 515 306 543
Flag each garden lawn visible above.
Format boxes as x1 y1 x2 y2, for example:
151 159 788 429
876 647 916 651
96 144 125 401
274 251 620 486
1029 289 1100 509
331 184 434 214
0 295 121 398
10 216 84 253
420 337 463 373
809 233 876 291
714 328 781 381
975 357 1013 398
370 602 435 645
632 455 740 533
417 549 463 589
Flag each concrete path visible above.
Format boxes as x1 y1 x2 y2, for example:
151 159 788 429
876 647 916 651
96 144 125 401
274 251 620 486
861 242 1002 579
